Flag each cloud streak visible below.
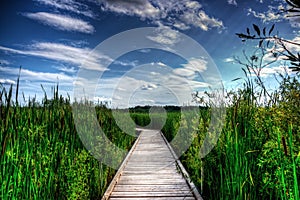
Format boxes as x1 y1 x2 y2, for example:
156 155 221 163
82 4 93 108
99 0 224 31
0 78 16 85
250 66 292 77
0 42 112 71
227 0 237 6
0 66 73 83
247 7 282 23
23 12 95 34
34 0 95 18
173 58 208 77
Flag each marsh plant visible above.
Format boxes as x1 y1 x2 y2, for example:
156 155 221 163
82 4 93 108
0 81 135 199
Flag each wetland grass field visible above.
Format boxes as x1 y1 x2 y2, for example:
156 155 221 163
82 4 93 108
1 73 299 199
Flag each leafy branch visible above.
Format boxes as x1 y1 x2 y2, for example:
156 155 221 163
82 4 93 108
236 24 300 73
281 0 300 17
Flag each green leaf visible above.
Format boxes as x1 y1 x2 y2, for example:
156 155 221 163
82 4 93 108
269 24 275 35
291 62 300 66
266 40 270 48
231 78 241 82
286 0 297 7
253 24 260 36
242 68 248 76
259 40 263 47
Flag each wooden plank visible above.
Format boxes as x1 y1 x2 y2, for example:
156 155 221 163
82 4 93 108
160 131 203 200
114 184 193 192
101 131 141 200
109 197 195 200
110 191 194 197
102 129 202 200
116 179 188 185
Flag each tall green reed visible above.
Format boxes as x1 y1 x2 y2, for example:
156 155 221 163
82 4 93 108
0 80 135 199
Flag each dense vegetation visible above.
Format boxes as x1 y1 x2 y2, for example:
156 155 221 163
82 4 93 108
1 71 299 200
0 84 135 199
130 73 300 200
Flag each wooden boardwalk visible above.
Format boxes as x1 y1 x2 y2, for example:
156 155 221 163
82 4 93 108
102 129 202 200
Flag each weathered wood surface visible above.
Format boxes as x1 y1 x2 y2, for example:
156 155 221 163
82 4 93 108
102 129 202 200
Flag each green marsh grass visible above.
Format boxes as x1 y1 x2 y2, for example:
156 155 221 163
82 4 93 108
1 71 299 199
0 83 135 199
129 74 300 200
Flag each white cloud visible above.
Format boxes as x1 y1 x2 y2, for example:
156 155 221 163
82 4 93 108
23 12 95 34
114 60 138 67
0 59 10 65
0 78 16 85
247 3 300 28
180 10 224 31
173 58 207 78
141 83 158 90
99 0 160 20
0 65 75 103
157 62 167 67
224 57 235 63
0 42 112 71
147 25 181 46
173 68 195 77
172 21 190 30
71 59 211 107
139 49 151 53
188 80 210 88
289 17 300 28
227 0 237 6
247 7 282 23
99 0 224 31
0 66 73 83
181 58 208 72
150 71 160 76
250 66 291 77
282 36 300 53
263 36 300 63
34 0 95 18
54 65 77 74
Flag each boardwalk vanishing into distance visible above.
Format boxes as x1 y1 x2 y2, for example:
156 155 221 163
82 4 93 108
102 129 202 200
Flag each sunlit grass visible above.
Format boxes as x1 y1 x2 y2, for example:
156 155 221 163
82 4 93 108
0 82 135 199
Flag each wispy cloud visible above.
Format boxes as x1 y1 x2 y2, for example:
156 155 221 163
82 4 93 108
247 7 282 23
34 0 95 18
73 61 211 107
113 60 138 67
0 59 10 65
53 65 77 74
0 65 76 102
99 0 224 31
224 57 235 63
23 12 95 34
100 0 160 20
227 0 237 6
0 66 73 83
248 3 300 28
289 17 300 28
263 36 300 62
0 78 16 85
250 66 291 77
173 58 208 77
147 25 181 46
0 42 112 71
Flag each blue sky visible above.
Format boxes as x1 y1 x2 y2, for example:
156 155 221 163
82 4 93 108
0 0 299 107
